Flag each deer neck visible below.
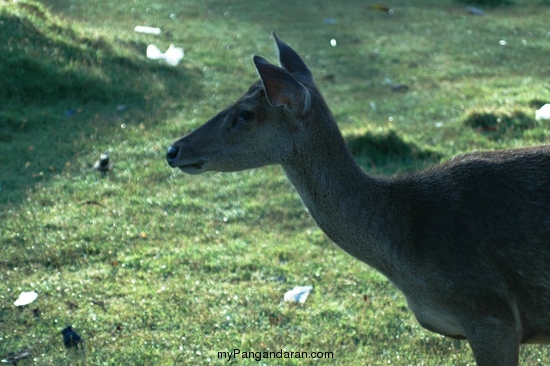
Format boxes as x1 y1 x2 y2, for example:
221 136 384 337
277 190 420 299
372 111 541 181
281 117 395 276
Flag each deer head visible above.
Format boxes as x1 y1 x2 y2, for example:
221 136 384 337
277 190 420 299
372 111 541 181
166 33 321 173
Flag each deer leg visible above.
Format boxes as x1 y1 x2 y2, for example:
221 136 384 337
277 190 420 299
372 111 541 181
464 317 520 366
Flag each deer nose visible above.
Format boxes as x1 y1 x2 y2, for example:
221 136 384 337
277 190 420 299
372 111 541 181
166 146 179 165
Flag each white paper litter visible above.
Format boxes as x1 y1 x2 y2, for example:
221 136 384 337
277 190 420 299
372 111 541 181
536 104 550 121
134 25 161 35
147 44 184 66
14 291 38 306
283 286 313 303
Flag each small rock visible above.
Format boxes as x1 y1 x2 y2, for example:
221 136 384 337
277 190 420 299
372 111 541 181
391 84 410 92
61 326 82 349
466 7 484 16
94 152 112 172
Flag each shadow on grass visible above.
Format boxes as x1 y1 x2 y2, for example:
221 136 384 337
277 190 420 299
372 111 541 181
0 1 203 206
463 108 540 140
346 130 441 174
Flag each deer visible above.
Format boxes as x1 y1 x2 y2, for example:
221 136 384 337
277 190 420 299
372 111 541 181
166 33 550 365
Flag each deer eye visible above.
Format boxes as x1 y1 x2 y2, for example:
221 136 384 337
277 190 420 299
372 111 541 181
237 110 255 123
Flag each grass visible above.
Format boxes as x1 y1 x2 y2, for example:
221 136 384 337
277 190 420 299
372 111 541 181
1 0 550 364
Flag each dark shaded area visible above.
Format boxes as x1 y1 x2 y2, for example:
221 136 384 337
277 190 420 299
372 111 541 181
463 109 539 139
0 2 202 206
1 3 152 104
346 130 440 170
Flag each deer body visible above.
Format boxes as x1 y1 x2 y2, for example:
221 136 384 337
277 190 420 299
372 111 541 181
167 34 550 365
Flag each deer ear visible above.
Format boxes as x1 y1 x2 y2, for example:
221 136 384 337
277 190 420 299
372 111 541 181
253 55 311 117
272 32 313 83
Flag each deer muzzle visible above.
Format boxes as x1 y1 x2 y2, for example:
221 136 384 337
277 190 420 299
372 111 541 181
166 145 206 173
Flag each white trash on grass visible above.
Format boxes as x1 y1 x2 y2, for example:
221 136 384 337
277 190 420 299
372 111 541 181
147 44 184 66
536 104 550 121
283 286 313 304
134 25 161 35
14 291 38 306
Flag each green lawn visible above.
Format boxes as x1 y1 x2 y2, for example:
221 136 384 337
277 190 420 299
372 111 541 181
1 0 550 364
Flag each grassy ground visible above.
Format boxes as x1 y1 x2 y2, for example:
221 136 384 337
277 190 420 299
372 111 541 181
1 0 550 364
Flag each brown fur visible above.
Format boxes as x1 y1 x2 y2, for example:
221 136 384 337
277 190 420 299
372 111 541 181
167 34 550 365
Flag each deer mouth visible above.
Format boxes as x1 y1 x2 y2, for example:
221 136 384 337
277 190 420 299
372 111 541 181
177 160 206 174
